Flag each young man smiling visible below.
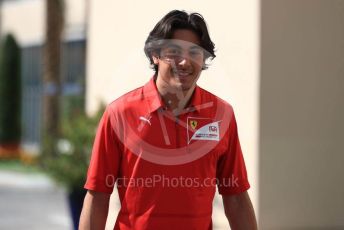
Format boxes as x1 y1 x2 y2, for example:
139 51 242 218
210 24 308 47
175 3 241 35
79 10 257 230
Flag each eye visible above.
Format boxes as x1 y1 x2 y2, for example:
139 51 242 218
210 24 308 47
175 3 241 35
166 48 181 55
190 49 203 57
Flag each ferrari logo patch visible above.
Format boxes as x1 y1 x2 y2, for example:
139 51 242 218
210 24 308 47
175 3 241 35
190 120 198 130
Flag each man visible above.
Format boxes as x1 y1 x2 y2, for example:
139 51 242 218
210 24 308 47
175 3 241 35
79 10 257 230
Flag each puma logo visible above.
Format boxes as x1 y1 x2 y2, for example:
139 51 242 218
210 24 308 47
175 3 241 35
139 116 152 126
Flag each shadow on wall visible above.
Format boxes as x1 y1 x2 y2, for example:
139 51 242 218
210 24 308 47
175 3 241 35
259 0 344 229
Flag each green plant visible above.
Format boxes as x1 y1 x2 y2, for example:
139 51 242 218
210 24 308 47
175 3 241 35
44 105 104 192
0 34 21 144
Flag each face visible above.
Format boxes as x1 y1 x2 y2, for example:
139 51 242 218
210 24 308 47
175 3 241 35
153 29 204 93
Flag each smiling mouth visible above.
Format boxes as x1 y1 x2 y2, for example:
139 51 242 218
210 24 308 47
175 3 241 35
172 70 193 78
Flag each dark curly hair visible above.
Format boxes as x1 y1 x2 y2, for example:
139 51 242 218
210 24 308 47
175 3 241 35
144 10 216 73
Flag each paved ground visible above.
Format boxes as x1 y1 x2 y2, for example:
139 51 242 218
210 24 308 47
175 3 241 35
0 170 72 230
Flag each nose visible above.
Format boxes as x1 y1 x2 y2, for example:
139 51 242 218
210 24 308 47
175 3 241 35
177 54 192 67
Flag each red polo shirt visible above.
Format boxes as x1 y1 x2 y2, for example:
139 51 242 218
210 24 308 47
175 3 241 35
84 77 250 230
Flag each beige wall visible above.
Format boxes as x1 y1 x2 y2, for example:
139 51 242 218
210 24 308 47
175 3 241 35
1 0 85 45
260 0 344 229
86 1 260 229
1 0 45 45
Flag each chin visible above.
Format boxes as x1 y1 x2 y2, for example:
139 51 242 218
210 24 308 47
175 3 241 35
179 81 195 91
165 72 198 89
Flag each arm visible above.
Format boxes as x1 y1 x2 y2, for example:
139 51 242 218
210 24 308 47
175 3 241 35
79 190 111 230
222 191 258 230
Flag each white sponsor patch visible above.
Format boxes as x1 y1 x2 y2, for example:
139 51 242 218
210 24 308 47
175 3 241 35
187 117 221 144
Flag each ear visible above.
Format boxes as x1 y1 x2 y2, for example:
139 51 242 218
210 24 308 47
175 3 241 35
152 52 159 65
152 56 159 65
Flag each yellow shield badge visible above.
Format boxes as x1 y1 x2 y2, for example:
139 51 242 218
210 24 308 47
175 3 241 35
190 120 198 130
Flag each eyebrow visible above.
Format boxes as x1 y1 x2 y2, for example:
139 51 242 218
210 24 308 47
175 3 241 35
165 44 181 49
165 43 202 50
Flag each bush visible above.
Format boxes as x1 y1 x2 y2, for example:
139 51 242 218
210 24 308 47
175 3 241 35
0 34 21 144
43 105 104 192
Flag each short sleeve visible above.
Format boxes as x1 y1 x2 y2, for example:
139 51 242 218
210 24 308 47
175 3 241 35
84 106 121 194
216 109 250 195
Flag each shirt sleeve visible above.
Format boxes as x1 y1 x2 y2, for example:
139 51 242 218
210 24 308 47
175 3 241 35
216 109 250 195
84 106 121 194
